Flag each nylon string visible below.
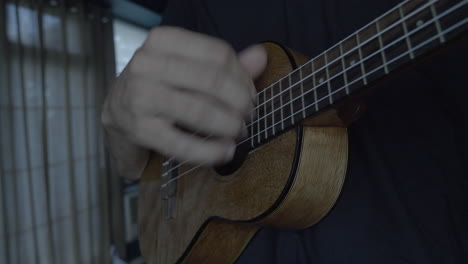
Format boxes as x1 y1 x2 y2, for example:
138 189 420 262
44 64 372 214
161 0 466 185
163 0 432 165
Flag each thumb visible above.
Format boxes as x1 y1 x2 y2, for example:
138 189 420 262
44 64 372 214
238 45 268 80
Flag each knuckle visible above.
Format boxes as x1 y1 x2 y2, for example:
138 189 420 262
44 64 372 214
211 40 235 65
127 49 146 75
146 26 184 47
154 89 170 109
126 96 141 113
131 117 147 141
190 103 208 124
156 54 175 76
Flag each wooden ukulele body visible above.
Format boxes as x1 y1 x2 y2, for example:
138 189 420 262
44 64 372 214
138 42 349 263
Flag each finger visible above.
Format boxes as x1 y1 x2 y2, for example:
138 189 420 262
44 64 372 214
238 45 268 80
239 120 249 139
238 45 268 101
132 117 236 165
159 87 245 139
128 81 244 139
129 54 254 117
144 26 237 65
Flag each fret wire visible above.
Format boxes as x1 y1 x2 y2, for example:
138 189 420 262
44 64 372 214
247 19 465 143
271 86 275 135
166 1 458 171
250 106 254 147
430 3 446 43
256 91 260 143
324 52 333 104
244 6 462 130
311 60 319 111
279 81 285 130
339 43 350 94
376 20 390 74
355 33 368 85
399 5 415 59
288 75 294 123
246 0 435 115
263 89 268 138
162 1 465 182
299 67 306 118
161 15 467 188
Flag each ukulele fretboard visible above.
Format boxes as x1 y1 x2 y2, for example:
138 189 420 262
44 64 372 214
246 0 468 150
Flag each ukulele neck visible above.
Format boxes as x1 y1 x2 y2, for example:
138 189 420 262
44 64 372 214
247 0 468 151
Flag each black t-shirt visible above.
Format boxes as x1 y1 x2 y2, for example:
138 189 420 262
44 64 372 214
161 0 468 263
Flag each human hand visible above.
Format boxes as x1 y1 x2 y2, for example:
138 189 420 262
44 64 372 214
102 27 267 167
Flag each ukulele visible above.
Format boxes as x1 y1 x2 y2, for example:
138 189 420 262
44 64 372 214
138 0 468 263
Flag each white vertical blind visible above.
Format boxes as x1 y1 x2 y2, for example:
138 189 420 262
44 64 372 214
0 2 115 263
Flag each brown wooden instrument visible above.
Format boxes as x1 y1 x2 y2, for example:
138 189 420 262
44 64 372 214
138 1 468 263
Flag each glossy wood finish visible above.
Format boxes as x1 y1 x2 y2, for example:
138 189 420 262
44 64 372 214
138 42 348 263
138 129 299 263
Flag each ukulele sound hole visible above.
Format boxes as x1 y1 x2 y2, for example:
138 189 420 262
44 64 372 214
215 142 249 176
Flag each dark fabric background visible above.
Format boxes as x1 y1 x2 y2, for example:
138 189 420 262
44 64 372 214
161 0 468 263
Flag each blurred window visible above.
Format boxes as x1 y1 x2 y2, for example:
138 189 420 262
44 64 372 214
113 19 149 75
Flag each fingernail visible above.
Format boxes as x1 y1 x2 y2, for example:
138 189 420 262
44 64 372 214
224 144 236 163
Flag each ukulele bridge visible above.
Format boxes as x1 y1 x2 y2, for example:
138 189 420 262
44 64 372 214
161 158 178 219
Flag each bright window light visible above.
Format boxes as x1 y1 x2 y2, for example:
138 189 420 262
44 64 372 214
113 19 149 75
